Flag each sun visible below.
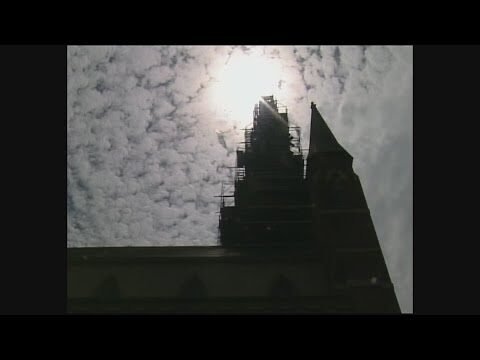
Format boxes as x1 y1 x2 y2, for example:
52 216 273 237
210 49 288 127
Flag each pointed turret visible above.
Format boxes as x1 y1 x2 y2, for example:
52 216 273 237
308 102 351 157
306 102 353 180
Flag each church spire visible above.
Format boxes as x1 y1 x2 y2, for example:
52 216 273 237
308 102 351 157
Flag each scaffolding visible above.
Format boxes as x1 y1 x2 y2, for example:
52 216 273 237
238 126 304 157
218 96 313 246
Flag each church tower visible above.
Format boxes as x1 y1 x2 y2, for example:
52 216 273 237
218 96 400 313
219 96 311 246
307 102 400 313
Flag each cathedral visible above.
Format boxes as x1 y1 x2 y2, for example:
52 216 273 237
67 96 401 314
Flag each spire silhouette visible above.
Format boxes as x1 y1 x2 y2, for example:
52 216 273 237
308 102 351 157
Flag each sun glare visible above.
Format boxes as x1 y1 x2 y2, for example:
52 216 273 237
210 49 289 127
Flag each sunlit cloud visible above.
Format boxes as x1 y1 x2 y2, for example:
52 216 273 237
209 47 292 128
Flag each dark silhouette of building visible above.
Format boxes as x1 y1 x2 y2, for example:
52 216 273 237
219 96 310 247
67 96 401 314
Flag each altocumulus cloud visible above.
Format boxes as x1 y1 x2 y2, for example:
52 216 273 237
67 45 412 312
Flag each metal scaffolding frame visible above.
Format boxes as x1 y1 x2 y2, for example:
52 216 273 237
218 96 312 245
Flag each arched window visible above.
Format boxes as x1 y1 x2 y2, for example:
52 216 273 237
178 275 207 298
269 274 297 298
93 275 121 301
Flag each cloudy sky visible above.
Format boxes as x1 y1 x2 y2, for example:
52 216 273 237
67 45 412 313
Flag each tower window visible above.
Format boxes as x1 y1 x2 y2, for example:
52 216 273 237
178 275 207 298
269 275 297 298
